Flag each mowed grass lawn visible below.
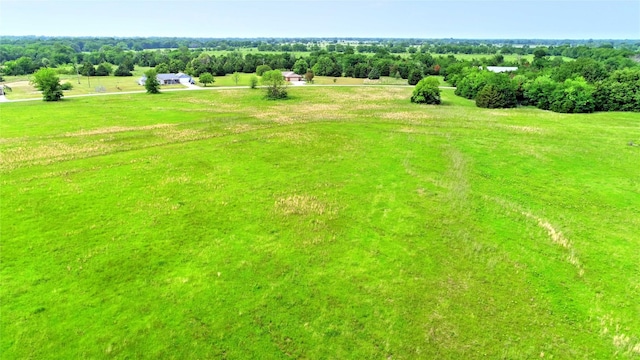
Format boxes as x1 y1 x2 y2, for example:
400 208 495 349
1 87 639 359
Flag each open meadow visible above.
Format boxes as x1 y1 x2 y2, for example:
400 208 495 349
1 87 639 358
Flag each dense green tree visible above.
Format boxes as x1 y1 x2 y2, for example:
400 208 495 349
31 67 64 101
552 57 607 83
155 63 170 74
475 84 516 108
114 65 132 76
261 69 287 99
408 69 423 85
549 77 595 113
79 62 96 76
511 75 529 105
199 72 214 87
144 69 160 94
312 55 340 76
533 48 547 59
411 77 441 105
593 68 640 112
455 69 492 99
293 59 308 75
3 56 39 75
524 75 559 110
256 64 272 76
95 63 112 76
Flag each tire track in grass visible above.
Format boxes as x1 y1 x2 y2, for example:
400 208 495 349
486 195 640 357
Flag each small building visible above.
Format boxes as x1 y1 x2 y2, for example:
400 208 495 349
282 71 303 82
138 73 195 86
483 66 519 73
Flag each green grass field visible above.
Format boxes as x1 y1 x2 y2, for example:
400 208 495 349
1 87 639 359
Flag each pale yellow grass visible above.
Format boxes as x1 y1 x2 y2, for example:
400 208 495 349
0 141 111 171
326 87 409 103
275 195 332 216
267 131 316 145
494 124 544 134
64 124 176 137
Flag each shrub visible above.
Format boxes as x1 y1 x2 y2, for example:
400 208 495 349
60 82 73 90
304 70 314 83
411 77 441 105
249 75 258 89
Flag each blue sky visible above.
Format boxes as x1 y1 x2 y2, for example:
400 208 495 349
1 0 638 39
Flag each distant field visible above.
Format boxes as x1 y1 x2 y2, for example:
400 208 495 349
1 87 638 358
205 49 312 58
198 49 568 63
2 72 448 99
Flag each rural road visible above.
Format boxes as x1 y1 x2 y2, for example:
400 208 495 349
0 84 456 103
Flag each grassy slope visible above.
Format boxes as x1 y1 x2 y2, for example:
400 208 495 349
1 88 639 359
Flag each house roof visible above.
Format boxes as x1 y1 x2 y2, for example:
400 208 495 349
282 71 302 77
485 66 519 73
139 73 192 81
157 73 181 81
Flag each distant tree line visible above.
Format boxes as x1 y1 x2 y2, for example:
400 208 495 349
445 50 639 112
2 36 638 112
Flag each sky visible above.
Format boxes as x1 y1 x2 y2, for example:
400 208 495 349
0 0 638 39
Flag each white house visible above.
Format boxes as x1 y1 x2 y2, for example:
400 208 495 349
138 73 195 86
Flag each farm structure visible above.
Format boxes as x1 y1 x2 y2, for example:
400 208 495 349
282 71 303 82
138 73 195 86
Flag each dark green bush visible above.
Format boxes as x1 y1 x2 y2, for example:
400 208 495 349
476 83 517 109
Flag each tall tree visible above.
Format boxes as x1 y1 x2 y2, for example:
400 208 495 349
144 69 160 94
